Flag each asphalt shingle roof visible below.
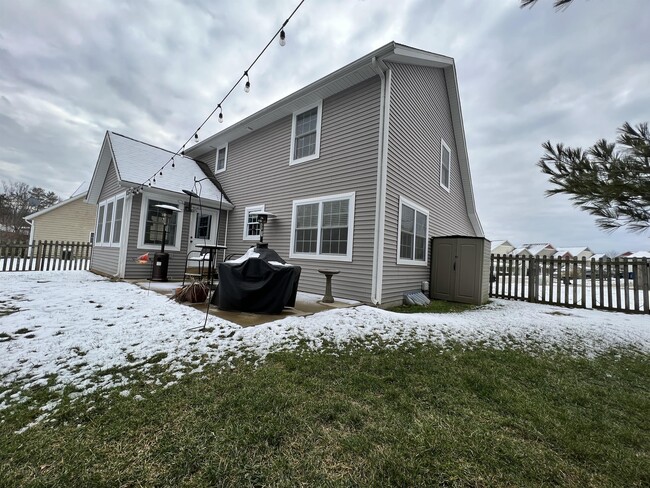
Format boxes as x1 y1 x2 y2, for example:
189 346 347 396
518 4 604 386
109 132 225 202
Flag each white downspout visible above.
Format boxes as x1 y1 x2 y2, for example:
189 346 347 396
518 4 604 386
370 57 391 305
25 218 34 257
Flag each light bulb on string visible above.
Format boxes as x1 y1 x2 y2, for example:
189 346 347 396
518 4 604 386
153 177 156 184
218 105 223 123
279 30 286 46
194 132 199 142
159 170 163 176
244 71 250 93
172 159 175 168
148 181 152 187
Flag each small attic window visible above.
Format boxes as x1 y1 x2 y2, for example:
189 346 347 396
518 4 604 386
216 145 227 173
440 139 451 192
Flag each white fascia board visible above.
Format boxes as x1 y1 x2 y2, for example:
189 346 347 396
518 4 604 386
186 42 399 156
86 132 113 205
443 64 484 237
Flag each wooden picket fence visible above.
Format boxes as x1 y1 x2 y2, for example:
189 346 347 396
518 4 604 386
490 254 650 314
0 240 93 272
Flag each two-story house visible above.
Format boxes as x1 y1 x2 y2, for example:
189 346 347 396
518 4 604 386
86 42 484 306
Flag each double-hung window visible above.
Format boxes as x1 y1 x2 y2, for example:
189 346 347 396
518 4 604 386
397 196 428 265
216 145 227 173
440 139 451 191
243 205 264 241
290 192 355 262
95 194 125 247
290 101 323 165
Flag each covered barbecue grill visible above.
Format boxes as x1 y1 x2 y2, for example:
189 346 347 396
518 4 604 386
215 245 301 314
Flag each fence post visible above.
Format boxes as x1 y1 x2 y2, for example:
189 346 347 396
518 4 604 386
641 258 650 313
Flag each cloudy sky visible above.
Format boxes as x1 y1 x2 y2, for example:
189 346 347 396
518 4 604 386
0 0 648 253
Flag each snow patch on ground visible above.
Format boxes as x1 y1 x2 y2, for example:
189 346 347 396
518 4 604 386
1 271 649 431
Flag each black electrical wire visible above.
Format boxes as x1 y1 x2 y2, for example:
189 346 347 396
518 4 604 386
141 0 307 188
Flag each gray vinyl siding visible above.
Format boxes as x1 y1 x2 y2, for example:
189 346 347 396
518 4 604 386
195 77 381 303
381 62 476 305
123 193 191 280
98 160 121 201
90 160 120 276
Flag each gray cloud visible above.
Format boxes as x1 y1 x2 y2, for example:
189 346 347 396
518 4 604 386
0 0 648 252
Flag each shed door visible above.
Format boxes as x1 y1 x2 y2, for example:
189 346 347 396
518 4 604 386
431 238 456 301
454 242 480 303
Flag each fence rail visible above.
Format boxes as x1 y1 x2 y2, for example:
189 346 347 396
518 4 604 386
490 254 650 314
0 240 93 272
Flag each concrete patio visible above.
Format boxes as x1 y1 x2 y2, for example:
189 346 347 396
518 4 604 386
132 280 360 327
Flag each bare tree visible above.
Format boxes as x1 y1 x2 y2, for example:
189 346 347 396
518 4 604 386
0 181 60 239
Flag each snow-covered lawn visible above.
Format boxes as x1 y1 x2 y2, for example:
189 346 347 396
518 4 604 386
1 271 649 428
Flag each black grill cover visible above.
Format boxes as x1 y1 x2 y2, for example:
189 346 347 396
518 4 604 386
217 256 301 314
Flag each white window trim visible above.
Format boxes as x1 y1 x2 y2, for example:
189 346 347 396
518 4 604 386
289 100 323 166
137 194 184 252
243 204 265 241
397 196 429 266
440 138 451 192
95 204 105 245
289 191 355 262
94 192 126 248
215 143 228 174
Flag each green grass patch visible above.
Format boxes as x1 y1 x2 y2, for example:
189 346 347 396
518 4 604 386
389 299 479 314
0 345 648 486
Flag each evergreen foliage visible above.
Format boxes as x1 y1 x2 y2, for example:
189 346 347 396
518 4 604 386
538 122 650 233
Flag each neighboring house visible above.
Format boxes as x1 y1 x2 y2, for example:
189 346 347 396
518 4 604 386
520 243 557 258
25 183 96 250
509 247 533 258
490 240 515 256
86 42 484 306
626 251 650 259
554 246 594 261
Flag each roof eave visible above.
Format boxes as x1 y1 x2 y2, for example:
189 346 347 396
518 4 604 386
185 42 430 156
25 192 89 220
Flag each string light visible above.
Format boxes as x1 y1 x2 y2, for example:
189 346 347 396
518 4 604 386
138 0 306 188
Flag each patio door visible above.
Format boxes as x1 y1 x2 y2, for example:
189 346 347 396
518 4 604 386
188 209 219 255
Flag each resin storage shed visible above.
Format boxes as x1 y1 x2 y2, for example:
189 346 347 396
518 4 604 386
430 236 490 305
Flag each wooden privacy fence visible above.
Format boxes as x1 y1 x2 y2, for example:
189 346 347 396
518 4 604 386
490 254 650 314
0 240 93 272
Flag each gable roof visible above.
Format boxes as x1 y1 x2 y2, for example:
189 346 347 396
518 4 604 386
186 41 482 236
626 251 650 259
25 192 89 221
509 247 532 256
555 246 594 256
490 239 514 251
87 132 231 206
521 243 556 256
